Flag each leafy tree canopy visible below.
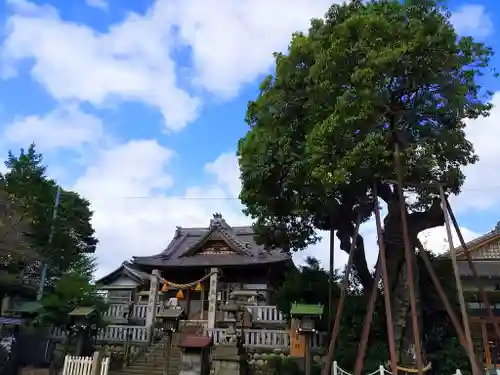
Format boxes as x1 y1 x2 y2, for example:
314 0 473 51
0 144 98 283
35 269 107 332
238 0 494 290
0 187 39 298
275 257 340 320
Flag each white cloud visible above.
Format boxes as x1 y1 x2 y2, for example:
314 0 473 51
74 140 174 199
72 140 247 278
450 93 500 213
1 0 495 135
0 0 339 128
3 105 103 151
1 0 200 132
450 4 493 38
86 0 107 11
168 0 336 96
204 152 241 198
419 226 480 254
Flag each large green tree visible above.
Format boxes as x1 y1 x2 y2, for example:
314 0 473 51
0 186 39 300
0 144 98 285
36 269 107 332
238 0 493 368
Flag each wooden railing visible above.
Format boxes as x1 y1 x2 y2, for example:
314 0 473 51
102 303 161 320
248 306 285 322
52 325 149 343
219 306 284 323
102 303 286 323
52 325 326 349
206 328 326 349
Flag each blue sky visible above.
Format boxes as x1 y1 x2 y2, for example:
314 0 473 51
0 0 499 277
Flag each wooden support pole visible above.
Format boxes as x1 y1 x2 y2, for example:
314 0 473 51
353 261 382 375
394 142 424 374
482 320 492 367
418 246 482 375
445 197 500 344
372 185 398 375
322 211 362 375
439 186 475 366
328 226 335 334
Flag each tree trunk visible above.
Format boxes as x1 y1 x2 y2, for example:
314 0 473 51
385 236 423 370
335 186 444 371
381 195 443 371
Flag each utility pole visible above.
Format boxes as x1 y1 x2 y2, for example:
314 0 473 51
37 185 61 301
328 227 334 332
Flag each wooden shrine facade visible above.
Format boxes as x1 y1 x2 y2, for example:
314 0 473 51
448 227 500 370
95 214 292 330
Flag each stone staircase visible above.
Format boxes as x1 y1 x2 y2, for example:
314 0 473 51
165 343 182 375
109 335 173 375
109 324 205 375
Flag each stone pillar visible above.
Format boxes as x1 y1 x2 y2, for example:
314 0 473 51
200 286 205 320
146 269 160 341
207 268 219 329
90 351 103 375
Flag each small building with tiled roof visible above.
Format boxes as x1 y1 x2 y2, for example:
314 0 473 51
95 213 292 331
442 225 500 370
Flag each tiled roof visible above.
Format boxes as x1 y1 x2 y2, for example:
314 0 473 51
132 213 290 268
95 261 151 285
441 228 500 258
440 227 500 278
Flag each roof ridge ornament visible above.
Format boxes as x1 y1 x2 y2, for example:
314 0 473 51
210 212 227 228
175 226 182 237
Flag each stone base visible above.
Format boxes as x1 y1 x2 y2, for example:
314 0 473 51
211 345 246 375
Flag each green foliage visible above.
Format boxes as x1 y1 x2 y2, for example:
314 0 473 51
238 0 494 251
35 270 107 331
276 257 340 323
0 186 39 298
265 355 301 375
1 144 98 284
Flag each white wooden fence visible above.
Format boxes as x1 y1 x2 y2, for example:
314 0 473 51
331 361 482 375
249 305 285 322
102 303 157 320
206 328 326 349
62 355 110 375
52 325 148 343
102 303 285 323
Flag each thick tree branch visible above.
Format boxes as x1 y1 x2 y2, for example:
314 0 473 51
337 229 374 291
409 198 444 234
376 181 396 204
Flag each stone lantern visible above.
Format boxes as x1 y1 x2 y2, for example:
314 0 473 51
211 294 246 375
67 307 100 357
219 299 241 347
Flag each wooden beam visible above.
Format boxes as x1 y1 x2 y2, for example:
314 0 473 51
482 320 492 367
471 316 500 322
